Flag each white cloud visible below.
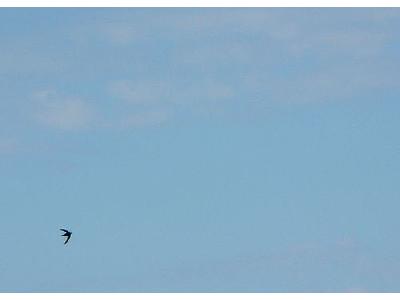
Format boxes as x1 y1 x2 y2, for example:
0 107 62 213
246 58 400 105
120 110 170 128
68 10 399 110
317 30 389 57
109 79 235 105
14 9 400 134
100 22 139 45
108 79 236 124
33 90 95 130
109 80 172 105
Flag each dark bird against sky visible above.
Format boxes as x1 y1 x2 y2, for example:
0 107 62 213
60 228 72 245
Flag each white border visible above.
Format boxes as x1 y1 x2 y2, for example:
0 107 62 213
1 0 399 297
1 0 400 7
0 1 398 298
2 294 400 298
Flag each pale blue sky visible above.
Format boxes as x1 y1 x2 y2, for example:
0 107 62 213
1 8 400 292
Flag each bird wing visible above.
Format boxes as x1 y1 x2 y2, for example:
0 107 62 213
64 234 71 244
60 229 68 233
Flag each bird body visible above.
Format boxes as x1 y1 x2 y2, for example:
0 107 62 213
60 228 72 244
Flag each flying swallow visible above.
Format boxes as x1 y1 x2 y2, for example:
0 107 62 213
60 228 72 245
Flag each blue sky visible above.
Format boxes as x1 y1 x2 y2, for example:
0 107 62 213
1 8 400 292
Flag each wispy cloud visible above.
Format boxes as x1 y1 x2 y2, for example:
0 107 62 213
109 80 172 105
10 9 399 134
100 22 139 45
109 79 235 104
108 79 235 127
94 9 399 106
33 90 95 131
166 237 389 292
119 110 170 128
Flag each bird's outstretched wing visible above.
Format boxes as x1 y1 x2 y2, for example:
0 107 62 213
60 229 68 233
64 235 71 244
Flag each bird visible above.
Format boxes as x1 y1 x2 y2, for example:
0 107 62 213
60 228 72 245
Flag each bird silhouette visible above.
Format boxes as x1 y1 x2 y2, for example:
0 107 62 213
60 228 72 245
